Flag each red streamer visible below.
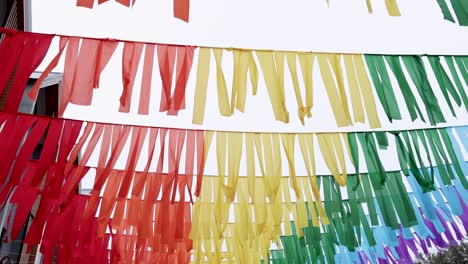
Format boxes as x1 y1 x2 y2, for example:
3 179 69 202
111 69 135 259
5 28 198 116
0 31 53 113
120 42 144 113
75 0 190 22
157 45 195 115
0 112 204 263
174 0 190 22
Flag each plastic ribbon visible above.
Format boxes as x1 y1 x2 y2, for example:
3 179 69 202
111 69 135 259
157 45 195 115
402 56 446 125
138 44 156 115
436 0 468 26
384 55 425 122
0 30 53 113
59 38 119 116
174 0 190 22
343 54 381 128
265 171 467 264
5 29 467 127
192 48 258 124
365 55 402 122
76 0 190 23
119 42 144 113
317 54 353 127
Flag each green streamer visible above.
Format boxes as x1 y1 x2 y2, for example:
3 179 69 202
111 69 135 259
359 206 376 246
436 0 456 22
347 133 361 190
411 130 435 185
386 172 418 227
385 55 425 122
425 129 455 186
371 173 400 229
374 131 389 149
438 129 468 188
454 56 468 87
401 56 446 125
360 173 380 226
428 56 462 116
451 0 468 26
357 133 387 189
444 56 468 111
267 128 467 263
346 176 361 226
364 55 401 122
393 131 436 192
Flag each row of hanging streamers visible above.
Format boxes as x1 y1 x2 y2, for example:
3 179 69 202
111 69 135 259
0 111 205 263
1 29 466 127
0 112 466 263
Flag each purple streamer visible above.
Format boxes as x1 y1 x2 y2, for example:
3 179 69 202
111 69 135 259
417 234 429 255
436 209 457 246
450 221 463 241
455 189 468 231
405 239 419 257
424 216 449 248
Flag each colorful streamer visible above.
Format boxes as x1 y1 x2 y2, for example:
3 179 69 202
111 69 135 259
20 32 196 117
0 30 53 113
0 112 205 263
436 0 468 26
0 109 467 263
1 27 468 264
0 29 464 126
75 0 191 22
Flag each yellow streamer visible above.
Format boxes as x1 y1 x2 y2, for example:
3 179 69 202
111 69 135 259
192 131 360 263
298 134 329 225
285 52 315 124
233 49 258 112
317 54 353 127
256 51 289 123
343 54 382 128
192 48 258 125
245 133 256 200
298 53 315 121
366 0 373 13
280 134 301 198
317 133 349 186
192 48 211 125
212 49 231 116
194 49 384 128
385 0 401 16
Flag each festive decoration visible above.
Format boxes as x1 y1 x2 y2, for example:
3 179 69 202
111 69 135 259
73 0 468 26
74 0 405 22
0 112 204 263
1 25 468 263
76 0 191 22
0 110 466 263
189 127 468 263
0 30 53 113
0 113 467 262
436 0 468 26
0 29 463 126
24 34 195 117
